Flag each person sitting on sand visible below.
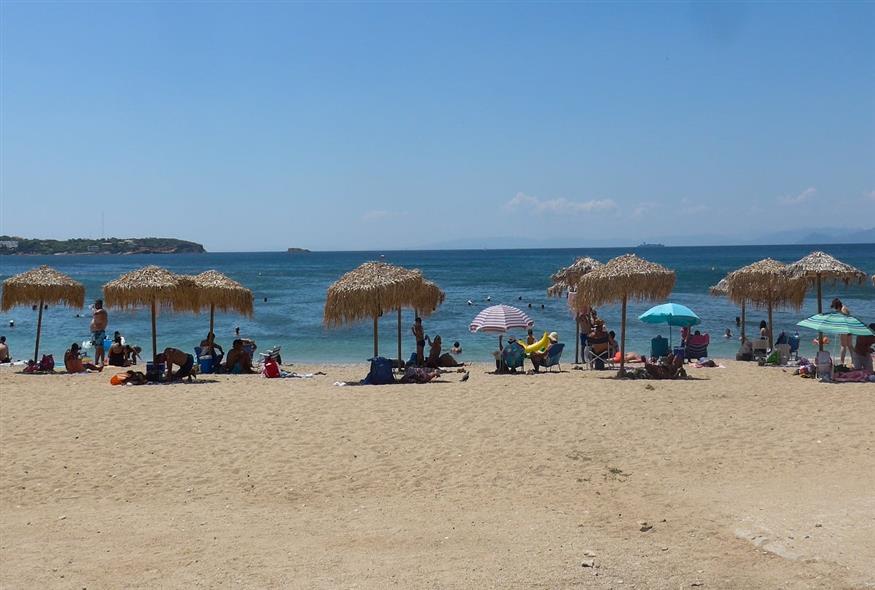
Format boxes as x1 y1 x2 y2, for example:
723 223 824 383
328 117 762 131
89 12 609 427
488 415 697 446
64 343 102 373
607 330 619 357
224 339 255 374
852 324 875 374
425 335 443 369
156 347 195 381
107 336 128 367
450 341 462 355
125 345 142 365
529 332 559 373
199 332 224 366
645 352 685 380
0 336 10 363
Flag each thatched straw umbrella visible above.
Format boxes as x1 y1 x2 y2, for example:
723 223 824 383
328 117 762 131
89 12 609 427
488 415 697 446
324 261 430 360
1 265 85 362
575 254 675 376
186 270 254 335
548 256 603 363
103 266 194 362
786 251 868 351
724 258 806 350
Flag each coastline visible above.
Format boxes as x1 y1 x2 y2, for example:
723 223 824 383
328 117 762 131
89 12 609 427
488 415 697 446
2 360 873 588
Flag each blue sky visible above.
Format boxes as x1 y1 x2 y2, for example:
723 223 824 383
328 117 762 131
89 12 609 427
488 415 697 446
1 2 873 251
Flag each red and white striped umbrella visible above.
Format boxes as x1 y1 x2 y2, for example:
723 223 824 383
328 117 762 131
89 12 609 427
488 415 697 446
469 304 534 334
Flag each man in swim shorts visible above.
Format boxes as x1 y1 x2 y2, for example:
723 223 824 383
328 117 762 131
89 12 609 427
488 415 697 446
412 317 425 366
157 347 195 381
90 299 108 365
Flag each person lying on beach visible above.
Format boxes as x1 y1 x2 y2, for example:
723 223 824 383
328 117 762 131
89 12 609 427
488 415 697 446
156 347 195 381
0 336 10 363
107 336 128 367
64 343 103 373
224 339 255 374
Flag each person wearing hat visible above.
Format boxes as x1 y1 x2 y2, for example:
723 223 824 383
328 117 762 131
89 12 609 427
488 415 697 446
530 332 559 373
64 342 103 373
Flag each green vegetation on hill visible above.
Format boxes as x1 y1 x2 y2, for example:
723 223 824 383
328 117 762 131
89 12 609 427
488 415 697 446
0 236 206 255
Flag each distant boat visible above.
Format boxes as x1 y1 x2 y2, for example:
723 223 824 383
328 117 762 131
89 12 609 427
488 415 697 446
636 242 665 248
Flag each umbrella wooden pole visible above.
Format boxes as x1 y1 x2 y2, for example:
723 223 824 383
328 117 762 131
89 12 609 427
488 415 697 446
373 315 379 358
151 300 158 363
33 298 44 362
575 317 580 364
619 295 627 377
741 301 746 341
210 304 215 336
817 275 823 351
767 301 774 350
397 307 402 371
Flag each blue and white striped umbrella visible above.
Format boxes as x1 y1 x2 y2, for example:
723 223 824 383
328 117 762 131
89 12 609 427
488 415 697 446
797 312 875 336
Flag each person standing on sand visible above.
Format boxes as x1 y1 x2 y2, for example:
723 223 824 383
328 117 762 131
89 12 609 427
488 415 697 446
90 299 108 366
412 317 425 365
830 298 852 366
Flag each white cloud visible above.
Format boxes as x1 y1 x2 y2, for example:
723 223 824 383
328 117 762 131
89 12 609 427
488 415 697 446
679 197 708 214
779 187 816 205
865 190 875 202
633 202 656 217
362 209 405 222
505 192 617 215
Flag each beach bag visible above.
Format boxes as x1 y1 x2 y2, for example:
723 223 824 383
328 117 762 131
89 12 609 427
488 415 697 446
37 354 55 372
262 357 281 378
363 356 395 385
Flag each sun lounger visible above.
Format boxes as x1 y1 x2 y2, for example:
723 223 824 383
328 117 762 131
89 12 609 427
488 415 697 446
775 343 791 365
815 350 833 381
751 338 768 359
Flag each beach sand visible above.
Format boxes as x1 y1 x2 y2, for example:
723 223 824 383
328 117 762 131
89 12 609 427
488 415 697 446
1 360 873 589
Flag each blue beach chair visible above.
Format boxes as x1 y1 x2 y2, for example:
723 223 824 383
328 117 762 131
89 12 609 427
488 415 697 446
651 336 670 360
541 342 565 372
501 341 525 373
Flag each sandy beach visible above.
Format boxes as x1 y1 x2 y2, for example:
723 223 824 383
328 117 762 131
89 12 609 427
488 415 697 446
1 361 872 589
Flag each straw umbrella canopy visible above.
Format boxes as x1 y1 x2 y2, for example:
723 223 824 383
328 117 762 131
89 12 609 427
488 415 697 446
724 258 806 350
185 270 254 335
548 256 603 364
786 251 867 351
324 261 431 359
103 266 195 362
1 265 85 362
574 254 676 376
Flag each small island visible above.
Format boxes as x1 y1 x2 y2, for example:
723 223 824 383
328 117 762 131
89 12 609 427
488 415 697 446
287 248 311 254
0 236 206 255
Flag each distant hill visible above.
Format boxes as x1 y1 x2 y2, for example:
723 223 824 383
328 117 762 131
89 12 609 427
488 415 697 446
0 236 206 255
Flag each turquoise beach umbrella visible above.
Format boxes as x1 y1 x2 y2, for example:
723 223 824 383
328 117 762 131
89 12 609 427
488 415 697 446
796 312 875 336
639 303 701 327
639 303 700 346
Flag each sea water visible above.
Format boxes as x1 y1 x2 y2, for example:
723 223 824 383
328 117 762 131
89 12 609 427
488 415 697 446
1 244 873 364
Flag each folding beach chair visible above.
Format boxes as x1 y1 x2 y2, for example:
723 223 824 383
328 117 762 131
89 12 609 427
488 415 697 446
685 334 710 362
583 345 614 370
650 336 670 360
541 343 565 372
751 338 769 359
788 334 800 360
501 341 526 373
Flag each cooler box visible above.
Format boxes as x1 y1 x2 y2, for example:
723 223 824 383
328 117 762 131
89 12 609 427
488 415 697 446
146 362 165 382
198 356 214 374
